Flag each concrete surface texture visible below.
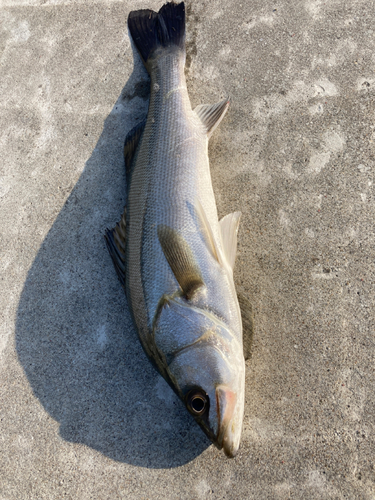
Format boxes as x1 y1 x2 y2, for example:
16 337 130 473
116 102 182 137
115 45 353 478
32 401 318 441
1 0 374 498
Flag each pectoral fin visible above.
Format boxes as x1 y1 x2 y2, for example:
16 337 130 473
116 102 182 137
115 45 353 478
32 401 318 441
157 225 205 300
194 98 230 138
237 292 254 361
219 212 241 271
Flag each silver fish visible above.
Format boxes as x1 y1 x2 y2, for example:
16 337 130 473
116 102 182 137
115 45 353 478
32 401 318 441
105 1 251 457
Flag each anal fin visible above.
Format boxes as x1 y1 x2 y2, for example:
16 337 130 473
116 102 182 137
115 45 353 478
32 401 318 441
105 206 127 291
194 98 230 138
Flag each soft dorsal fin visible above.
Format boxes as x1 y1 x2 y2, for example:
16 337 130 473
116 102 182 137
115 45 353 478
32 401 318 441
194 98 230 138
157 225 205 300
105 206 127 291
219 212 241 271
124 119 146 187
237 292 254 361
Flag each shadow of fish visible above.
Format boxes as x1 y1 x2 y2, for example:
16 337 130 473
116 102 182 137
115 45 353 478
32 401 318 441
105 1 252 457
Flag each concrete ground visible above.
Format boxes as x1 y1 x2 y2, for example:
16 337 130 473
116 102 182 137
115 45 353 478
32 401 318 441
1 0 375 498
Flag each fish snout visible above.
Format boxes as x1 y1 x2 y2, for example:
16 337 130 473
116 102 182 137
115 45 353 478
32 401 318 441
215 385 240 458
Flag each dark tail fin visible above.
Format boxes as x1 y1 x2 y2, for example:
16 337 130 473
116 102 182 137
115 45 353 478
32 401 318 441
128 2 185 69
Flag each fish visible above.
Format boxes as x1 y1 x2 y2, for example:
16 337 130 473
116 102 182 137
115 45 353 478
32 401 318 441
105 1 253 457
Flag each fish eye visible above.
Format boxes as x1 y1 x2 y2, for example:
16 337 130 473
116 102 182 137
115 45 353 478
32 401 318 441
186 389 208 416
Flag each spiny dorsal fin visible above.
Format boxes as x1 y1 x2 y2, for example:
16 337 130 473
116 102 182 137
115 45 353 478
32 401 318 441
157 225 205 300
194 98 230 138
237 291 254 361
124 119 146 188
219 212 241 271
104 206 127 291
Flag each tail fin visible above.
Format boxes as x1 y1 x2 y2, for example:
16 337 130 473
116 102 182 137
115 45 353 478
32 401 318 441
128 2 185 69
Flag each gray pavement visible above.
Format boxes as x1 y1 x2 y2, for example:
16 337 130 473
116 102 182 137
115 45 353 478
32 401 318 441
1 0 375 498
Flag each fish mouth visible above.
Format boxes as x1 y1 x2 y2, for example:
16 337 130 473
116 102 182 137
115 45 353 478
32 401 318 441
215 385 239 458
184 384 241 457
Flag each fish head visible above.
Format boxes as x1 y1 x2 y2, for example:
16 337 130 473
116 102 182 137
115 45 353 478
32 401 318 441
154 296 245 457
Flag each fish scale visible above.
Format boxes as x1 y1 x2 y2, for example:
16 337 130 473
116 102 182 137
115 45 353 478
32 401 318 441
105 1 249 457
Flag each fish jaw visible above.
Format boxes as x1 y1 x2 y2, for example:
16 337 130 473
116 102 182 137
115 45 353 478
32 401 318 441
216 385 242 457
178 351 245 457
